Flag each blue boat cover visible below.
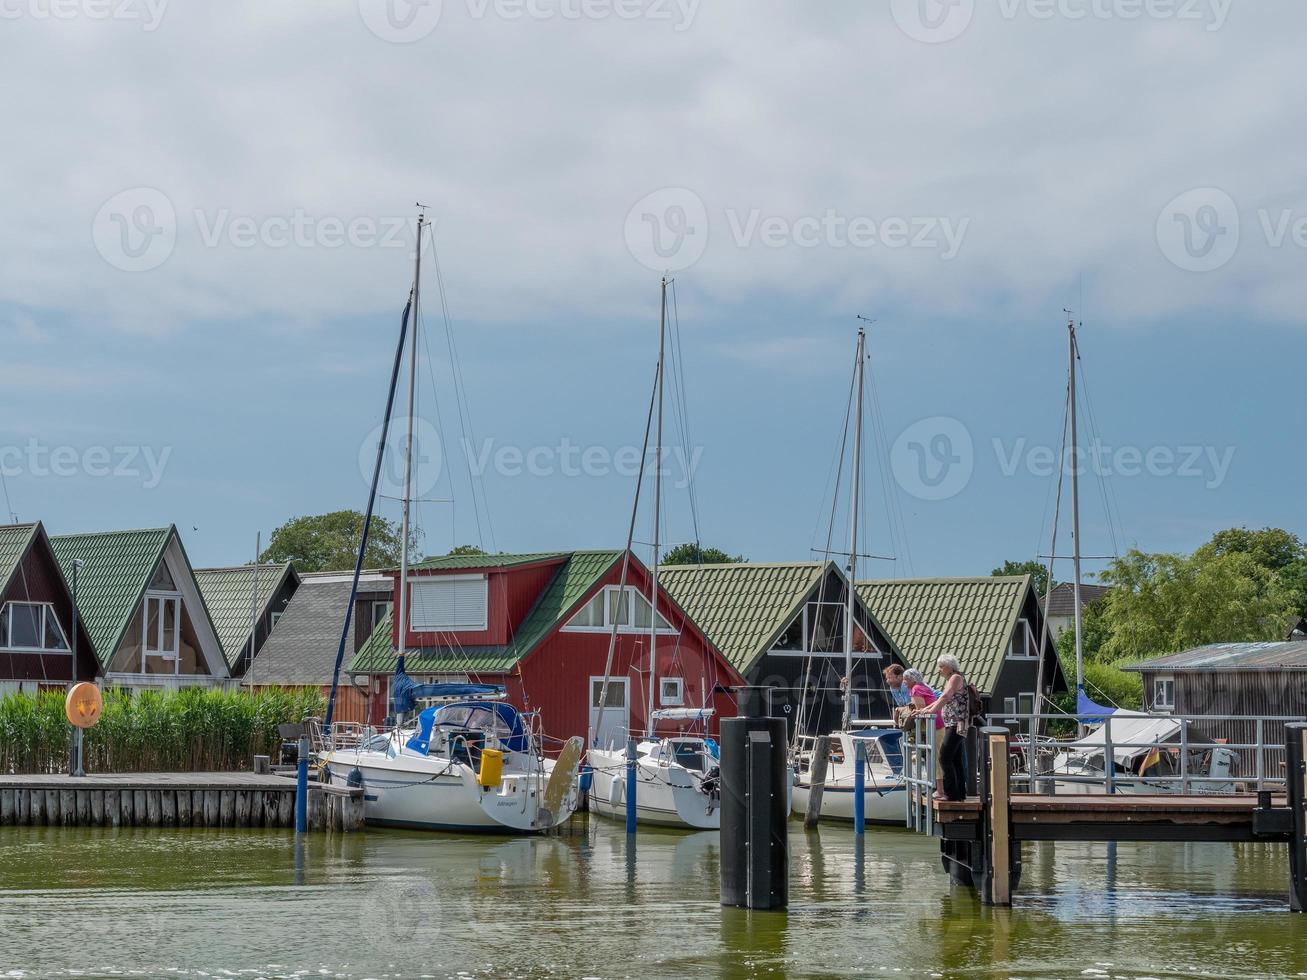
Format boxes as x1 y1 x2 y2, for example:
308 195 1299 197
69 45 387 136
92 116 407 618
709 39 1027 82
406 701 529 755
390 657 505 716
1076 684 1117 723
852 728 905 775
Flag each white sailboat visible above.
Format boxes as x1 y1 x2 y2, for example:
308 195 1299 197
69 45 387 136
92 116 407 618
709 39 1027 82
320 209 583 833
587 278 722 831
790 325 910 825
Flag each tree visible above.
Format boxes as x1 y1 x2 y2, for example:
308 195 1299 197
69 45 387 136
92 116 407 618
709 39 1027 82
1197 526 1307 619
991 559 1052 595
446 545 488 557
661 543 747 566
261 511 417 573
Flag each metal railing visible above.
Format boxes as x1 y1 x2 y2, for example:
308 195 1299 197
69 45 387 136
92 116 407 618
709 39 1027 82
904 715 940 835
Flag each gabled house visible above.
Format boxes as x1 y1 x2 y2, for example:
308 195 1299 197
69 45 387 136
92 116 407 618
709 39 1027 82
857 575 1067 723
657 561 906 736
194 563 300 677
1042 581 1110 637
50 527 229 690
243 569 394 724
0 522 97 695
348 551 744 747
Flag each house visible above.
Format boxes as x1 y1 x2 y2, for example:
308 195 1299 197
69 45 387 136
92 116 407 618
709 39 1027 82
50 527 229 690
194 563 300 677
0 522 98 695
857 575 1067 723
1290 619 1307 641
348 551 744 747
1041 581 1110 637
242 569 393 724
657 561 906 736
1122 641 1307 756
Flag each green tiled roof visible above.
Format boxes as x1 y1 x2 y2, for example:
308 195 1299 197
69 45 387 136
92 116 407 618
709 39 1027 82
656 562 835 674
412 552 569 571
857 576 1033 692
51 528 173 665
195 563 296 668
0 524 39 596
349 550 623 675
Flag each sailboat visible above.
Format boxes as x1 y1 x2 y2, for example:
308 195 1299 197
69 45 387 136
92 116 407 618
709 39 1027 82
319 209 583 833
586 278 723 831
790 325 909 825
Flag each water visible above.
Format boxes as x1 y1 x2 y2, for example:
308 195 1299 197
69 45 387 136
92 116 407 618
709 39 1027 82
1 819 1304 978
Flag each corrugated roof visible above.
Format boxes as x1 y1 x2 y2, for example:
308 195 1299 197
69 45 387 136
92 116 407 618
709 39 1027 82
0 524 39 596
50 528 174 664
1121 641 1307 672
194 563 297 669
1042 582 1110 618
412 552 569 571
349 550 622 675
857 576 1033 692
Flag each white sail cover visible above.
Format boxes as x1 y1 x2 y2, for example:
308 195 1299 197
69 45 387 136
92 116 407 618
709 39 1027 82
1064 710 1182 765
651 708 716 721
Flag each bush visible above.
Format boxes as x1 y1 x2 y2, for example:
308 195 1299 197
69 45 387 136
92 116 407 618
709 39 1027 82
0 686 324 774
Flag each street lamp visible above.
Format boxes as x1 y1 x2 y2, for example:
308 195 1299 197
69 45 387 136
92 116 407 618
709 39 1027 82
69 558 85 777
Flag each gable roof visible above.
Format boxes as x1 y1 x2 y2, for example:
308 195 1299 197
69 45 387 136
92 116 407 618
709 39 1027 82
412 552 570 571
857 575 1046 693
194 563 299 669
1121 641 1307 673
350 550 624 675
1042 581 1110 617
246 571 392 685
0 524 40 598
50 527 175 663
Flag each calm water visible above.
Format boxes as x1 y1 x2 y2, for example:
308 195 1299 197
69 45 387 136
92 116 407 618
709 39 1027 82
1 818 1304 979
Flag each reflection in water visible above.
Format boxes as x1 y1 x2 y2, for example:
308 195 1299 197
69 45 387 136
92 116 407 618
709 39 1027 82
1 819 1305 977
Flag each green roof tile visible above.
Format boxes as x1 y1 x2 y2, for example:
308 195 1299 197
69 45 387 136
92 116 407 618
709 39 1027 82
195 563 297 669
412 552 569 571
857 576 1033 692
0 524 39 596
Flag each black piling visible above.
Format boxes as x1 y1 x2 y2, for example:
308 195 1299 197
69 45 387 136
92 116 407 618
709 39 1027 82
1288 722 1307 913
720 689 788 911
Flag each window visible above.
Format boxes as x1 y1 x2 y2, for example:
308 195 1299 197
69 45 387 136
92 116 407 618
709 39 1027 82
768 602 880 658
371 600 393 630
1003 697 1018 721
1 602 69 652
408 575 488 631
1018 693 1035 717
563 586 676 634
659 677 685 706
269 611 283 631
1007 618 1038 658
1153 676 1176 711
144 594 180 658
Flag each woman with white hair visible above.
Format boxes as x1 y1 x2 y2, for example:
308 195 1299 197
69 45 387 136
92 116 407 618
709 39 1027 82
913 654 970 801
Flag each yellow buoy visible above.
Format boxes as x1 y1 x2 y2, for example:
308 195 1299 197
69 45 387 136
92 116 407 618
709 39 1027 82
477 748 503 788
65 683 103 729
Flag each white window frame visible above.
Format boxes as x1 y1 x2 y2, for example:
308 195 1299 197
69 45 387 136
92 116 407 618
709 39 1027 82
768 602 881 659
1153 675 1176 711
562 585 678 635
2 601 70 653
371 600 393 630
142 591 182 673
659 676 685 707
407 574 488 632
1002 697 1018 722
1007 618 1038 659
269 611 283 631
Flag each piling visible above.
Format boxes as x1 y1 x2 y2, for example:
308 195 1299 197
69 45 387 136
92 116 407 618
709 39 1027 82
625 738 638 835
1289 722 1307 913
295 736 309 834
853 740 866 835
802 735 830 830
719 690 788 911
976 726 1019 906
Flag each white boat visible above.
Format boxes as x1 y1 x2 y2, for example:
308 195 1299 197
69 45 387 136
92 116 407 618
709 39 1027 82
791 727 909 824
588 728 721 830
323 697 583 833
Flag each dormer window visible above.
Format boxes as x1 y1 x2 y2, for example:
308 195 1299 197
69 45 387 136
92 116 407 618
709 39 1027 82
770 601 878 657
564 586 676 634
0 602 70 652
409 575 488 631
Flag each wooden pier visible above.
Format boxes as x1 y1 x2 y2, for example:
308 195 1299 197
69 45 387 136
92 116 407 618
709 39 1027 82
0 772 364 833
922 724 1307 910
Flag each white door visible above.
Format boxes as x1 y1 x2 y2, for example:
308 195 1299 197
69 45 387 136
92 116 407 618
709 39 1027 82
589 677 629 750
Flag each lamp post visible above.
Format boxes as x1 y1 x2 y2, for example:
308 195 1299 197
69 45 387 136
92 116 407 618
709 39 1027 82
69 558 85 777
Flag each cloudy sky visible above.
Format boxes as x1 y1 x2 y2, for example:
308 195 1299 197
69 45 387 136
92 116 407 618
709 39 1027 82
1 0 1303 580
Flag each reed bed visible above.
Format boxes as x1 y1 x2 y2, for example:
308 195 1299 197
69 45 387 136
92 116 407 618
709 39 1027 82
0 686 324 774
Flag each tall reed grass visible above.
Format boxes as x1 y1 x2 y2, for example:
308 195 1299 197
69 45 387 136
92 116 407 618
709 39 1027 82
0 686 324 774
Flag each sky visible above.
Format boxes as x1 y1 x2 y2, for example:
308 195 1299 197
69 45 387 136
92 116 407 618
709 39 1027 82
1 0 1303 582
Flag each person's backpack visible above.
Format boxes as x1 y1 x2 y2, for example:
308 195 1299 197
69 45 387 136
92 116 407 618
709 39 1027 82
965 683 983 725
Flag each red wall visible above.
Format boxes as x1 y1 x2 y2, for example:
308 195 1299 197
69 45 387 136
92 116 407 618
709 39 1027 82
1 531 98 684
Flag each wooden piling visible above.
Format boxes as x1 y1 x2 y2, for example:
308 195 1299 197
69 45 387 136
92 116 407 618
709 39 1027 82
803 735 830 830
75 790 90 826
106 790 120 827
219 791 235 827
235 790 251 827
59 789 75 826
145 790 162 827
89 790 105 826
988 730 1013 907
1 789 14 826
176 789 191 826
134 790 148 824
18 787 32 825
161 790 176 826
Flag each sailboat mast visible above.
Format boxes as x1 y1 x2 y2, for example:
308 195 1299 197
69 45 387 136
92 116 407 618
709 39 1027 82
646 277 667 738
397 212 423 684
1068 318 1085 721
843 327 865 730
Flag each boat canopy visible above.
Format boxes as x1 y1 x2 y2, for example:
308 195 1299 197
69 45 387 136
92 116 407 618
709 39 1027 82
851 728 905 774
1063 710 1182 765
406 701 529 755
1076 685 1117 723
390 657 505 716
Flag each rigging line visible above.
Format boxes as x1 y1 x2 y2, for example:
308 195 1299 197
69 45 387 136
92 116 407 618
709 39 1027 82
863 354 911 577
0 460 15 523
1072 341 1126 561
667 280 703 547
1032 376 1071 734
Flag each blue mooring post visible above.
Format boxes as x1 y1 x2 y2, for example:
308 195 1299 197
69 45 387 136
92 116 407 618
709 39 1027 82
853 739 866 835
295 735 309 834
625 737 638 835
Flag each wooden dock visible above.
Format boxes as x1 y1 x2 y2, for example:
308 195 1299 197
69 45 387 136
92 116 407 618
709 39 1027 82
0 772 364 832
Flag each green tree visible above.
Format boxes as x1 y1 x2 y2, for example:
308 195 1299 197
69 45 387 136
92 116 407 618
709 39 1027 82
446 544 488 557
1197 526 1307 619
992 559 1053 595
661 543 747 566
261 511 416 573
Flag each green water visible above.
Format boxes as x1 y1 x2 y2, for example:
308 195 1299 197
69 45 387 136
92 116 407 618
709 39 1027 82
0 819 1303 978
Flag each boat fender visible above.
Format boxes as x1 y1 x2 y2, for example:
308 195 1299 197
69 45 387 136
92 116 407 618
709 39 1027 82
478 748 504 788
347 767 363 789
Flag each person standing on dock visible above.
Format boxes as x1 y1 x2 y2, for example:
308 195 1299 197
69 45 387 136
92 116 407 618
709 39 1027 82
904 667 945 797
917 656 970 802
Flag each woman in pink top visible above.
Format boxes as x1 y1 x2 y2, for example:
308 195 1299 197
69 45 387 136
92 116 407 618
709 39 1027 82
904 667 945 798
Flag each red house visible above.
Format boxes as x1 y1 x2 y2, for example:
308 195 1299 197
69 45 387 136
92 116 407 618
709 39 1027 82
348 550 743 746
0 522 98 695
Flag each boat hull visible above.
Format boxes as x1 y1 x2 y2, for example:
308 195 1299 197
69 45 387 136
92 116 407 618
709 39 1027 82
791 777 907 825
587 748 720 830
